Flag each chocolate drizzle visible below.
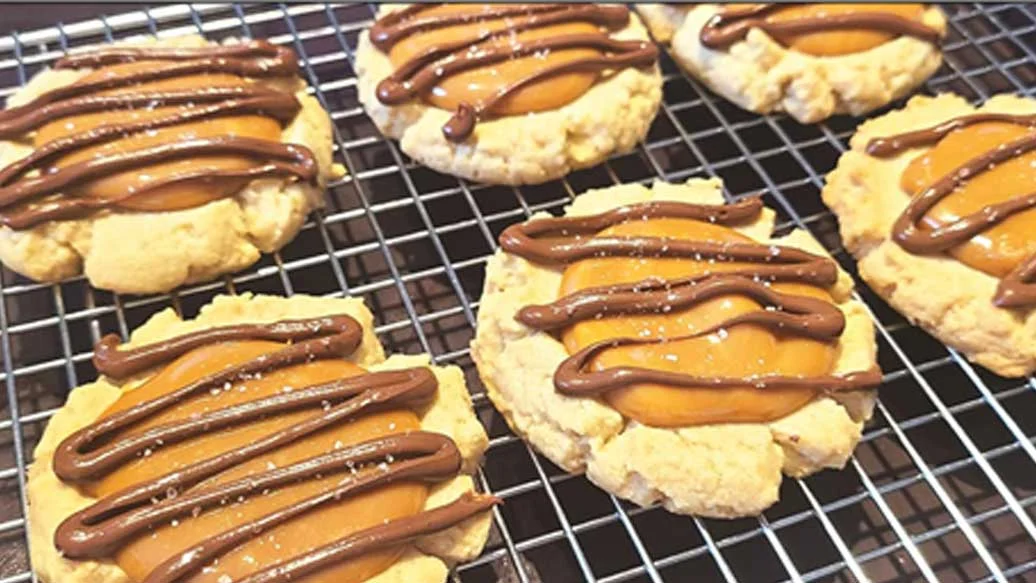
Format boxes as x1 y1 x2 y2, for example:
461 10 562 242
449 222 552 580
0 40 317 230
51 314 496 582
370 4 658 142
700 3 942 50
866 112 1036 307
503 197 881 397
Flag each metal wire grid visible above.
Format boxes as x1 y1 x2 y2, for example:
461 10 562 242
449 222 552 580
0 3 1033 582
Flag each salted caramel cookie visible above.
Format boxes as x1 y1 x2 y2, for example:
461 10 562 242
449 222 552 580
355 4 663 185
28 293 493 583
824 93 1036 377
0 35 336 294
637 4 946 123
472 179 880 518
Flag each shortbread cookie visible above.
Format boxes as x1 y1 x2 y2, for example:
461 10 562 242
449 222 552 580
638 4 946 123
824 93 1036 377
0 35 336 294
28 293 493 583
473 179 880 518
356 4 662 185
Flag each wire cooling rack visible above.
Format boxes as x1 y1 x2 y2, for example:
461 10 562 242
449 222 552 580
0 3 1034 583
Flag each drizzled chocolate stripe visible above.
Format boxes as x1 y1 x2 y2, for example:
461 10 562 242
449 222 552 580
0 40 309 230
93 315 361 379
556 335 883 396
504 198 881 396
518 273 845 338
866 112 1036 308
700 3 942 49
235 493 497 583
0 86 299 140
0 136 317 229
370 4 658 142
52 314 495 582
54 39 296 71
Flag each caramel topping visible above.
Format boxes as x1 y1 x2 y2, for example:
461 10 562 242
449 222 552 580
370 4 658 142
867 113 1036 307
701 3 940 56
501 198 881 427
52 314 496 583
0 40 317 230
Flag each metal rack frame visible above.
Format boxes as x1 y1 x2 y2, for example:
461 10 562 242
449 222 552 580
0 3 1034 583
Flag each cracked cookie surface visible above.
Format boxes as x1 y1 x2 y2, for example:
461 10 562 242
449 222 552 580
28 293 492 583
473 179 878 518
637 4 946 123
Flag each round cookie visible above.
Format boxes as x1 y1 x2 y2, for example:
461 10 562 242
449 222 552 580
0 35 337 294
28 293 493 583
637 4 946 123
355 4 663 185
472 179 879 518
823 93 1036 377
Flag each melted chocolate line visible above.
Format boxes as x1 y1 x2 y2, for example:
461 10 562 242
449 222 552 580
52 314 491 581
369 4 629 52
233 493 499 583
871 114 1036 307
57 431 456 560
54 40 293 70
504 197 879 401
0 86 299 141
866 112 1036 156
0 54 297 125
998 254 1036 307
94 316 362 379
57 368 434 487
370 3 655 141
0 136 316 210
54 322 364 483
700 3 942 49
376 3 634 97
440 41 658 142
377 34 654 106
554 334 883 396
0 92 298 187
0 161 311 230
517 273 846 339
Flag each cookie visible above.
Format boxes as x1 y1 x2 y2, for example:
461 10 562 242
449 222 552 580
823 93 1036 377
355 4 663 185
638 4 946 123
472 179 880 518
27 293 493 583
0 35 336 294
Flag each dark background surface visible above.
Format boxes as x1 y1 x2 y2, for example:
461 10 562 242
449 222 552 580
0 4 147 36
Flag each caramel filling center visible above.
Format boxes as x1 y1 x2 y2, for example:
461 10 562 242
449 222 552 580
900 121 1036 278
89 340 426 583
558 218 836 427
34 61 283 211
765 3 927 56
385 4 602 114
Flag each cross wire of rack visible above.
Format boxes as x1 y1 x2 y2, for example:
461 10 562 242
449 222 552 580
0 3 1034 583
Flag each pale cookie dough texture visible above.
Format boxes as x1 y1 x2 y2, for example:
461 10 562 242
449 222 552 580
824 93 1036 377
355 4 663 185
637 4 946 123
473 179 879 518
0 36 336 295
28 293 492 583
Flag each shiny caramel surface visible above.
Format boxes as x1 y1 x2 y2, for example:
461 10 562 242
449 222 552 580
34 62 283 211
766 3 927 56
559 218 836 427
386 4 602 115
91 340 426 583
901 121 1036 278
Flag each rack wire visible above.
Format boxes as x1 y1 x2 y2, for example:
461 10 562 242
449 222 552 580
0 3 1034 582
